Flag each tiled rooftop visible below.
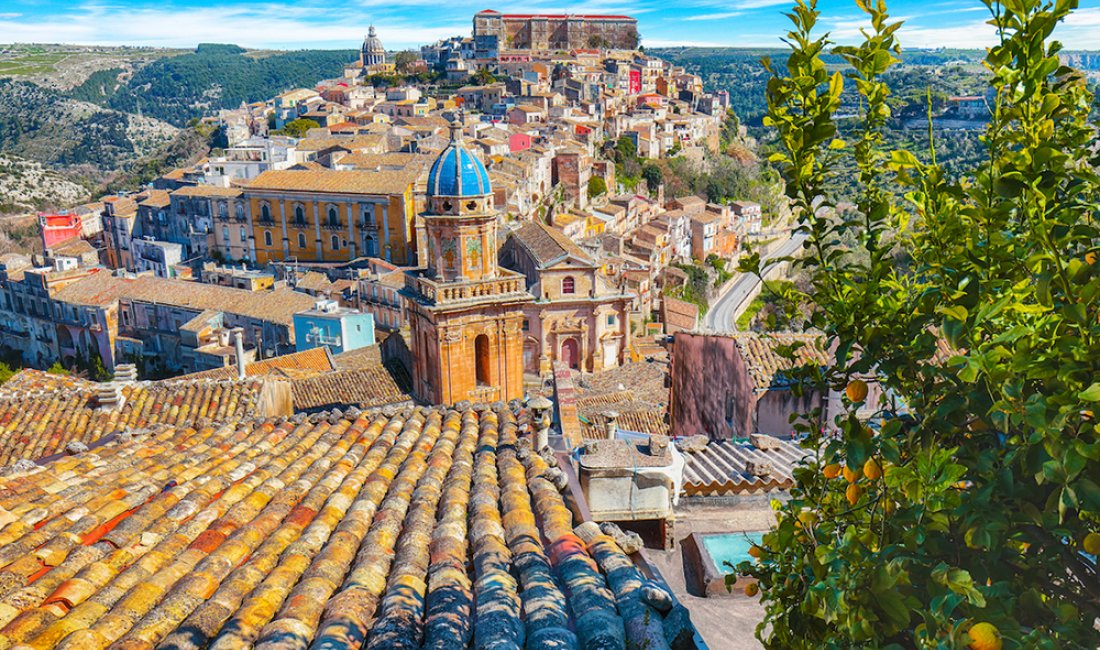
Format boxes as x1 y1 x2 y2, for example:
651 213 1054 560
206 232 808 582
0 373 275 466
53 275 317 325
0 403 678 649
178 347 336 382
291 366 413 412
731 332 827 390
247 169 418 195
510 220 593 267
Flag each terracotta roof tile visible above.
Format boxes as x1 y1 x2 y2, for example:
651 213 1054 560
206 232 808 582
177 347 336 381
731 332 828 390
0 404 677 648
0 374 277 466
246 169 418 195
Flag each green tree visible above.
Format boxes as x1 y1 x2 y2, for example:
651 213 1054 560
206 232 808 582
471 68 497 85
46 361 68 376
275 118 320 138
740 0 1100 648
587 175 608 199
394 50 417 73
641 162 663 191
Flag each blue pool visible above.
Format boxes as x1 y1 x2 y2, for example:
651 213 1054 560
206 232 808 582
702 532 765 574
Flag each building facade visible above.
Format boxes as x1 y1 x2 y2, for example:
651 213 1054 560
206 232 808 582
293 299 376 355
473 10 639 56
245 169 419 266
404 123 533 405
500 220 631 374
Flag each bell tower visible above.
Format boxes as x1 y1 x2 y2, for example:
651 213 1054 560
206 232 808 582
404 121 533 405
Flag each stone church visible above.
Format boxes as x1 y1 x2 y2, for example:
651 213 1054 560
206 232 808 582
403 123 533 405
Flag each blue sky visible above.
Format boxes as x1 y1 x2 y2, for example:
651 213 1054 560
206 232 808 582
2 0 1099 50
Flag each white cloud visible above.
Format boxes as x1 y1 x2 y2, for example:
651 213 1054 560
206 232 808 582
0 4 466 49
684 11 744 21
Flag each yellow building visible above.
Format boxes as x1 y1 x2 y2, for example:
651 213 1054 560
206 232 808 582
244 169 420 265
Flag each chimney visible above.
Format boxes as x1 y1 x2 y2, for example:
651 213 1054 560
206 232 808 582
604 410 619 439
528 396 553 451
233 329 246 380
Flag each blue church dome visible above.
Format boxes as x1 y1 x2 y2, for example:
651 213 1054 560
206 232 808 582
427 129 491 198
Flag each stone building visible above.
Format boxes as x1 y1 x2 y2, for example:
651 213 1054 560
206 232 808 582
245 168 419 266
361 25 385 67
404 123 533 405
473 9 638 57
500 220 631 374
669 331 875 440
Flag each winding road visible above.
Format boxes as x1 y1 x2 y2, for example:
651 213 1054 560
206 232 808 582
703 232 808 332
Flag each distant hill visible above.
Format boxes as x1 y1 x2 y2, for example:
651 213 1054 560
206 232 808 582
0 43 357 212
70 44 357 127
0 79 177 168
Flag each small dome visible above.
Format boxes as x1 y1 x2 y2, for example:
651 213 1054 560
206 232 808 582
363 26 384 53
427 130 491 198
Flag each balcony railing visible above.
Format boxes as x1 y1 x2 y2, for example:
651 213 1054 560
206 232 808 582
408 272 525 304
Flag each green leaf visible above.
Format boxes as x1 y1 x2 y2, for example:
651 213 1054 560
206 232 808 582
1078 383 1100 401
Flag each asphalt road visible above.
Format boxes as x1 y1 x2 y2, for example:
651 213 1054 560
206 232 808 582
703 233 808 332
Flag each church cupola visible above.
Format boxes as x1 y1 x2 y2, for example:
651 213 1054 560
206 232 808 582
361 26 385 67
422 120 499 282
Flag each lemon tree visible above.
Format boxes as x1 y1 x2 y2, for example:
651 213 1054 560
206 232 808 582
737 0 1100 647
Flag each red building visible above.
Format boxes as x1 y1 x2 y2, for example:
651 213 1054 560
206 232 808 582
38 213 83 250
508 132 532 153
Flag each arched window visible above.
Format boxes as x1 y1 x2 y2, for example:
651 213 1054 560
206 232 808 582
260 204 271 221
562 276 576 294
475 334 491 386
218 202 228 218
331 235 339 250
294 205 306 224
240 226 247 241
298 232 306 248
235 202 245 219
328 206 339 226
263 230 272 247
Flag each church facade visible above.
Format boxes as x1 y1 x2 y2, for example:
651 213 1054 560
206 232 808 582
404 123 533 405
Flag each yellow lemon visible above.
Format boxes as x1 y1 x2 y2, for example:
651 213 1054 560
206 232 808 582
863 458 882 481
846 483 861 505
1083 532 1100 555
823 463 841 479
843 465 861 483
967 622 1002 650
748 545 763 559
845 379 869 403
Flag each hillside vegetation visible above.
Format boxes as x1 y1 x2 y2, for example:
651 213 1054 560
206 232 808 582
72 44 357 126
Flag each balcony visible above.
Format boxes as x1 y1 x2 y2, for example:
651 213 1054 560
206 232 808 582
321 222 345 231
407 271 526 304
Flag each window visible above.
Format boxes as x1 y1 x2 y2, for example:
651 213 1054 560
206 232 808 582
261 204 271 221
522 319 530 331
562 276 576 294
331 235 339 250
294 205 306 224
298 233 307 248
235 203 245 220
606 315 615 326
328 206 339 226
475 334 491 385
264 230 273 247
219 202 228 218
222 226 229 241
240 227 247 241
122 310 130 326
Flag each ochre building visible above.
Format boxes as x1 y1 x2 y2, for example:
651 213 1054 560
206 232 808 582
245 169 419 266
404 123 533 405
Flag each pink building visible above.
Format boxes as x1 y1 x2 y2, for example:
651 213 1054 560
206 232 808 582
508 132 532 153
38 213 83 250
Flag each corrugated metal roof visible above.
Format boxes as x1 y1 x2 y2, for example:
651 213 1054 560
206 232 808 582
681 437 808 496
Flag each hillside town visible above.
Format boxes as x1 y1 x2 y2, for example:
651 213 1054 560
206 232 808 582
0 12 818 650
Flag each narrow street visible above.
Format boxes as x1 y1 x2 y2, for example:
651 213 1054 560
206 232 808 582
703 232 807 332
